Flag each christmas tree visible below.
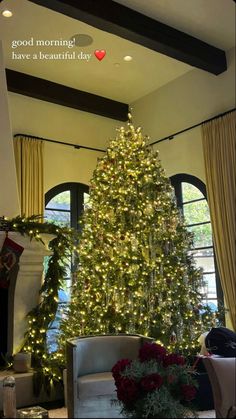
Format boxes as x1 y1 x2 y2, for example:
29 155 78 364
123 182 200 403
59 115 216 355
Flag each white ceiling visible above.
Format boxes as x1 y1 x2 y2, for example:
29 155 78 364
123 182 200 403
0 0 235 104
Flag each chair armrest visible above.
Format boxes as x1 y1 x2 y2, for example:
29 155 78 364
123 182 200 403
66 339 79 419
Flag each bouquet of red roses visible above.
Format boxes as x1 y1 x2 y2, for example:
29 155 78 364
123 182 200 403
111 342 198 418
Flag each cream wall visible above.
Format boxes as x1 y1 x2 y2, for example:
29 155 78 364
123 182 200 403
132 47 235 181
0 42 20 217
44 142 103 192
8 92 122 193
153 126 205 182
8 93 121 151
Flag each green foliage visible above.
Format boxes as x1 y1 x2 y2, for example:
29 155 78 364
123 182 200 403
139 388 196 419
0 215 78 392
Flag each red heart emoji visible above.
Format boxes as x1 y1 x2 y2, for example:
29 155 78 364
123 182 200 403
94 50 106 61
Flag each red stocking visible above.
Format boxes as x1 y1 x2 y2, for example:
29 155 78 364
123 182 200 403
0 237 24 288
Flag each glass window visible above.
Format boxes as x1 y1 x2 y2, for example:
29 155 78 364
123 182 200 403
203 273 217 298
47 190 70 210
44 209 70 227
170 174 223 311
44 182 89 352
45 190 71 227
188 224 213 247
83 192 90 210
183 200 210 224
182 182 203 201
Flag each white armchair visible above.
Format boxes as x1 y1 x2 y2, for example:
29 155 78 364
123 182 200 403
203 357 236 418
66 333 153 418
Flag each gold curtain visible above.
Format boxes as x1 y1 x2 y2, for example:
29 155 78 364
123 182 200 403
201 111 236 330
14 135 44 219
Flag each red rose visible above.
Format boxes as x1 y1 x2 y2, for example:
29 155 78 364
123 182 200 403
181 384 197 401
139 342 166 362
111 359 131 381
140 373 163 392
167 374 177 384
116 377 139 405
163 353 186 367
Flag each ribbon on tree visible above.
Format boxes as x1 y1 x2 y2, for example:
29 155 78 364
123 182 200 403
0 237 24 288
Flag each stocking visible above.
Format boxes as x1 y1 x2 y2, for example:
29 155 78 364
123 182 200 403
0 237 24 288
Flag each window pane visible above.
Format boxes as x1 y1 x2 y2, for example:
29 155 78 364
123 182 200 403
202 299 218 312
59 283 71 302
46 190 70 210
202 274 217 297
182 183 204 202
183 200 210 224
45 209 70 227
47 328 58 353
47 302 68 353
193 254 215 273
190 248 214 258
187 223 213 247
58 288 70 303
83 192 90 210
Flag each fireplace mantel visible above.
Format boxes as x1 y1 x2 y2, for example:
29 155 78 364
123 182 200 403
0 231 55 354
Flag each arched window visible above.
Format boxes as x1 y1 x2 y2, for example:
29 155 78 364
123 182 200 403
44 182 89 351
45 182 89 230
170 174 223 312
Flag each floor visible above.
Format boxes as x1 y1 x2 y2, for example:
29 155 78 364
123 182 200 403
48 407 216 418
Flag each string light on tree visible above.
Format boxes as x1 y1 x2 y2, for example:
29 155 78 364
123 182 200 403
59 115 221 356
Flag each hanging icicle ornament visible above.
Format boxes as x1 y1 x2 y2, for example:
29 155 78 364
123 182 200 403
170 331 177 344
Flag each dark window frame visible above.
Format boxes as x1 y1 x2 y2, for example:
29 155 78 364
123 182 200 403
170 173 223 307
45 182 89 230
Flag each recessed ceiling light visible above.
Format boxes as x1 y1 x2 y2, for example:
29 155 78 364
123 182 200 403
123 55 133 62
2 9 13 17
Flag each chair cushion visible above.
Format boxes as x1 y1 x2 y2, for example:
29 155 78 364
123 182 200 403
78 372 116 400
76 335 142 376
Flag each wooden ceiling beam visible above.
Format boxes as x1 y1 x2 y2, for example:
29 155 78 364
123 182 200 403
5 69 129 121
28 0 227 75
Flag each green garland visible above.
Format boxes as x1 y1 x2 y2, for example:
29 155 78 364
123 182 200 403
0 215 78 395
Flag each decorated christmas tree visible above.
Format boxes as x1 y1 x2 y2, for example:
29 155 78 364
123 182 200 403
59 115 217 355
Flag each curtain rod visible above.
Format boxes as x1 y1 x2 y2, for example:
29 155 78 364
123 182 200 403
150 107 236 146
14 106 235 151
14 133 106 153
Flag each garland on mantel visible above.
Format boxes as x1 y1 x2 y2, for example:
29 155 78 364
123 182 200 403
0 215 78 395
